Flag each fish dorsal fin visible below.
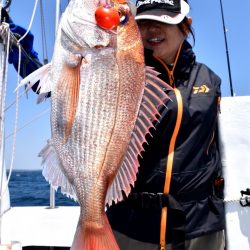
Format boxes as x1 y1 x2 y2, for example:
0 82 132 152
105 66 172 206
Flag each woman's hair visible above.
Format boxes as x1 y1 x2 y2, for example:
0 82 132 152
177 0 195 44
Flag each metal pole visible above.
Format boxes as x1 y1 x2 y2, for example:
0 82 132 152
0 34 5 247
49 0 61 209
219 0 234 96
49 185 55 209
55 0 60 35
0 0 12 243
0 22 10 245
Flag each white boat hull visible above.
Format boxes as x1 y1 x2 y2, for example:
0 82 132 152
219 96 250 250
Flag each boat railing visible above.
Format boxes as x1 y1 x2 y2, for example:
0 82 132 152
49 186 55 209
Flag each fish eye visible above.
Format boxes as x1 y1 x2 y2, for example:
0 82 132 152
119 12 129 25
118 6 129 25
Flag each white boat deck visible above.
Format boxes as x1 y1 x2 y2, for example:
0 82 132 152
1 96 250 250
1 206 80 247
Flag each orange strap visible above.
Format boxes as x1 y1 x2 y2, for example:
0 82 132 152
160 88 183 249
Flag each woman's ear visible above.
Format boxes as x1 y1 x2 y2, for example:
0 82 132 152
187 16 192 25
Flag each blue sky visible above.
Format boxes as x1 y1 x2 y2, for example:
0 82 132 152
3 0 250 170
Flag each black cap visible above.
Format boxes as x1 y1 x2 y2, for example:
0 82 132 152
135 0 190 24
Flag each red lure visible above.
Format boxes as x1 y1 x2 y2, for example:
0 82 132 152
95 5 120 30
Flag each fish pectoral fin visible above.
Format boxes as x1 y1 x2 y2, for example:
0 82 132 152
39 140 78 201
57 62 81 141
17 63 52 103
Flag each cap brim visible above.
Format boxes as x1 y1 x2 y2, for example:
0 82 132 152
135 0 190 25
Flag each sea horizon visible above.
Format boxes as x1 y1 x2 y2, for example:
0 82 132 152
7 169 78 207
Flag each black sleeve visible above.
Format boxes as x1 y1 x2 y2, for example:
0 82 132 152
1 8 50 96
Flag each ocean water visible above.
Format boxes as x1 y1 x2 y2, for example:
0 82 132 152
8 170 78 207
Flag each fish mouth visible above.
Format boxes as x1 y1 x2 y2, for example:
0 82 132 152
94 45 105 49
71 12 118 33
61 14 112 49
71 13 97 27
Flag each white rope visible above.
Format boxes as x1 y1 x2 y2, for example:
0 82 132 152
0 24 10 201
17 0 39 44
0 46 50 197
0 0 50 207
0 43 6 209
0 1 46 195
0 9 49 197
2 43 22 197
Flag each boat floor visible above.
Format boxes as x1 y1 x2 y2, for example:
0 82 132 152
2 206 80 248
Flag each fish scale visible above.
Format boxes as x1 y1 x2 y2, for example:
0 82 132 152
51 51 121 227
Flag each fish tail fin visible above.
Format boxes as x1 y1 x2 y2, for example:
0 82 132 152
71 214 119 250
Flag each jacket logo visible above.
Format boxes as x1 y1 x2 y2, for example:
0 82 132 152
193 85 210 94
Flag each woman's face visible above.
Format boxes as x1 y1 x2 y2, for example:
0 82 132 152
137 20 185 64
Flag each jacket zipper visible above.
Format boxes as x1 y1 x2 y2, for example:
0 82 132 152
153 55 184 249
153 56 175 87
153 41 183 88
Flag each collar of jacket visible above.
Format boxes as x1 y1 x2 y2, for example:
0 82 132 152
144 40 196 85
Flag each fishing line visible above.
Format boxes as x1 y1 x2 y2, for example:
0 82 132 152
5 108 49 140
4 90 26 112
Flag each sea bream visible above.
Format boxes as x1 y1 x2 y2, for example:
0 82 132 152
19 0 171 249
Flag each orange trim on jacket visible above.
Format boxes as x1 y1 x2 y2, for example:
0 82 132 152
153 50 184 249
160 88 183 249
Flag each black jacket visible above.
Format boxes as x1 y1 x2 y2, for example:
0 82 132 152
107 40 225 244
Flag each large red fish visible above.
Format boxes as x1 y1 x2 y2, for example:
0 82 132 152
20 0 171 249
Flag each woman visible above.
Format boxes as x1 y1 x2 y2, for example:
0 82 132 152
107 0 225 249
